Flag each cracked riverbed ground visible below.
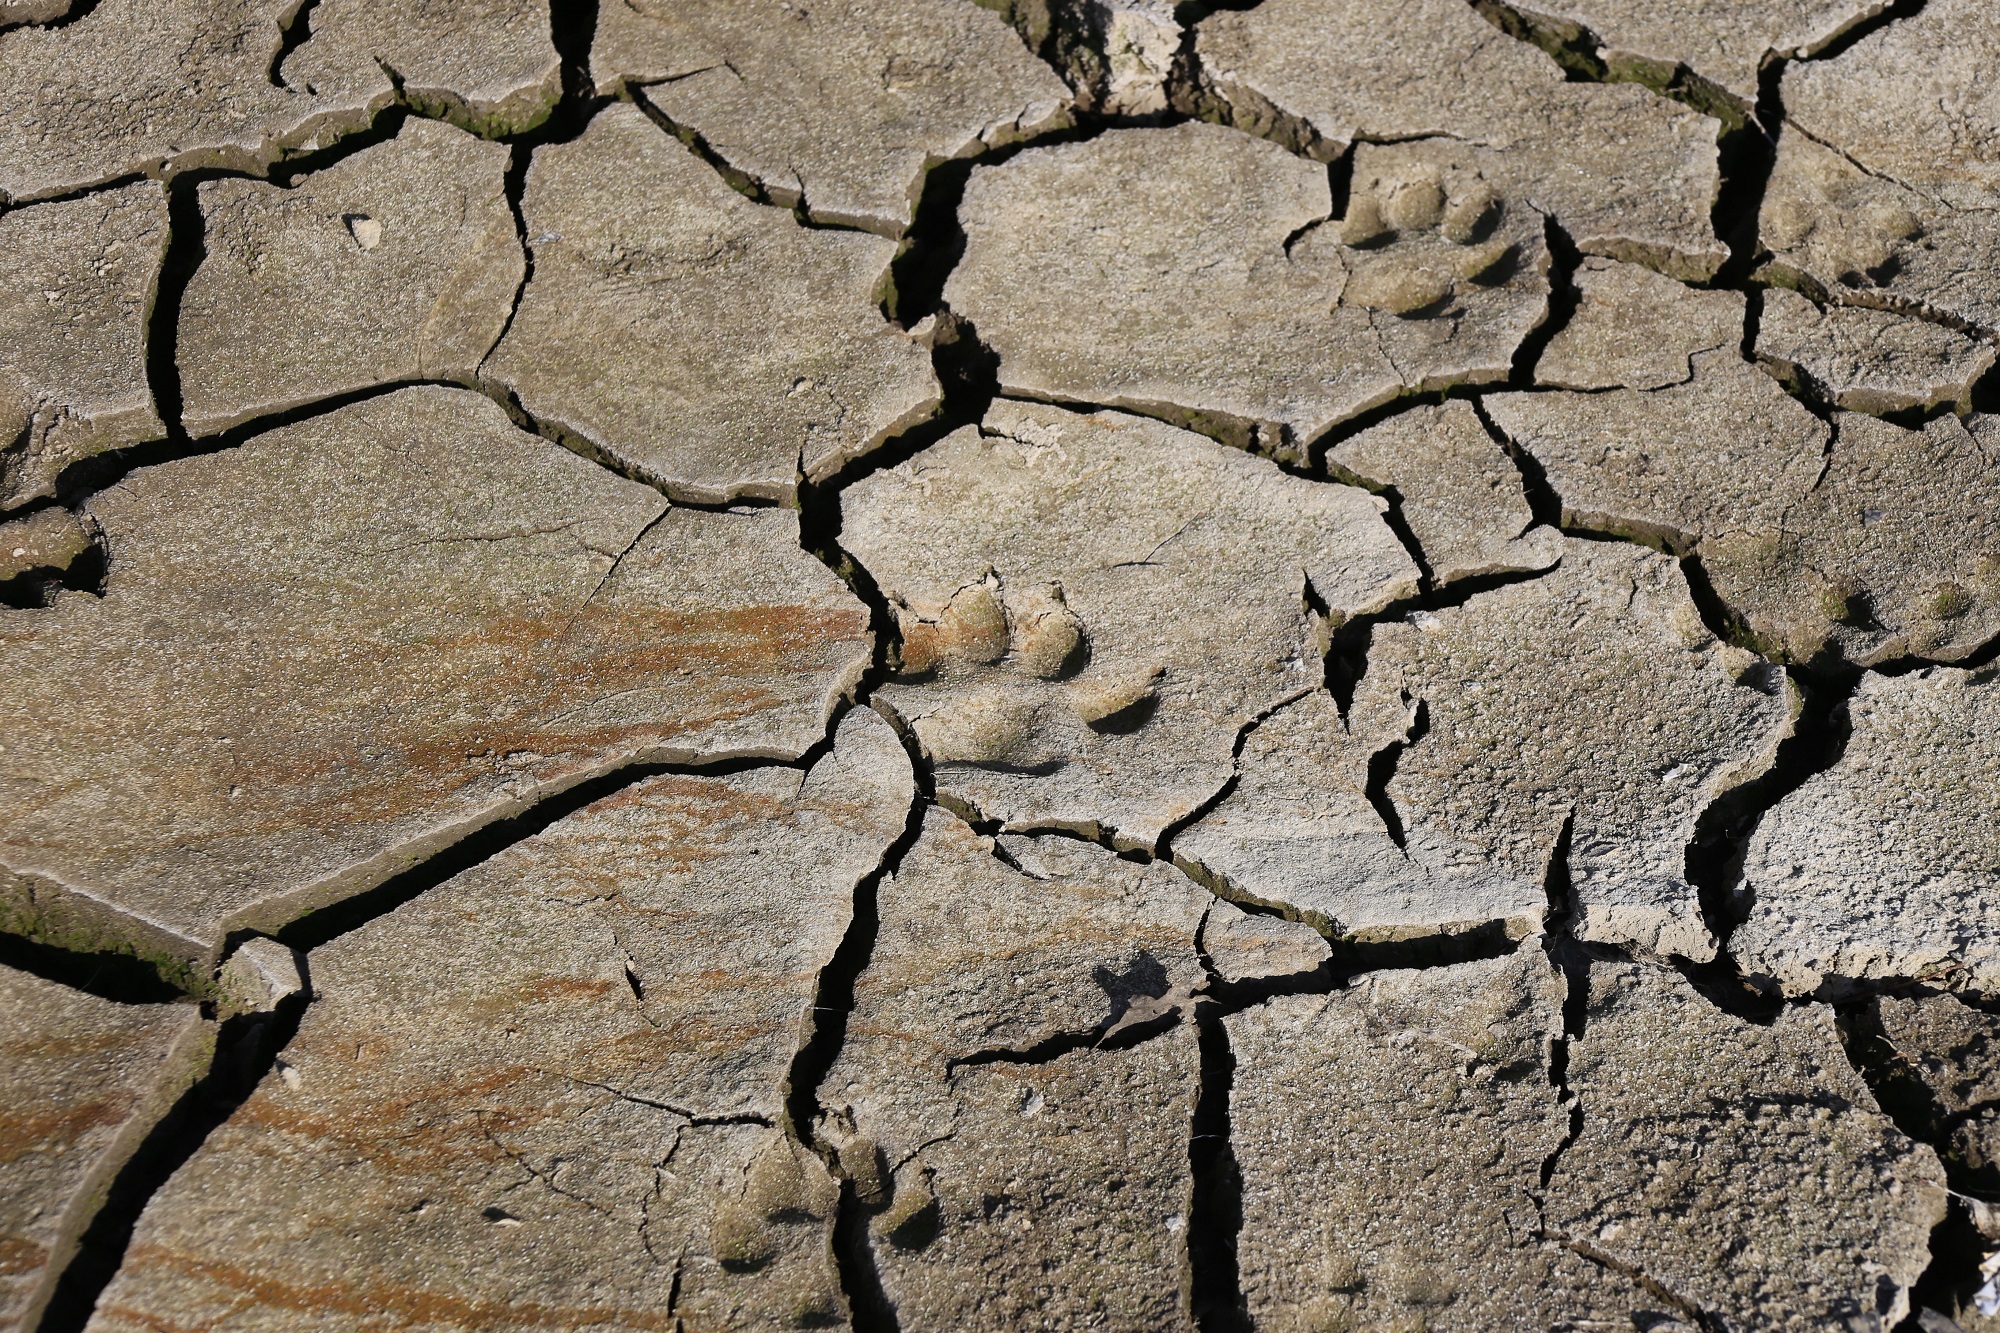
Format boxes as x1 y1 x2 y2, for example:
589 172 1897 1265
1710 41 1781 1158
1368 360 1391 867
2 1 1999 1330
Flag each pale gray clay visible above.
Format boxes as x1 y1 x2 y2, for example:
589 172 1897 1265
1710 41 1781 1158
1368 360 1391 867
179 119 521 436
1738 667 2000 995
0 968 209 1333
1498 0 1890 107
485 104 938 503
1352 538 1795 961
1548 961 1946 1330
846 398 1417 849
1228 952 1642 1332
1756 287 1996 415
1760 0 2000 334
1195 0 1728 279
280 0 561 138
0 186 167 508
945 125 1551 460
594 0 1071 236
818 810 1209 1333
1327 399 1562 585
1700 412 2000 667
1535 256 1742 391
0 0 335 203
1199 898 1333 985
86 710 913 1333
0 387 871 981
1175 690 1550 945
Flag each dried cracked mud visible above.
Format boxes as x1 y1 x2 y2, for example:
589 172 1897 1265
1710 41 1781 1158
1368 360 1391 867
0 2 1997 1332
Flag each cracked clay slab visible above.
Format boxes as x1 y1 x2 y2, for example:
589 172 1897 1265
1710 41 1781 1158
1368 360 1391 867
1737 666 2000 996
1228 950 1647 1332
1175 690 1549 944
0 185 167 510
0 0 340 203
1488 346 1826 554
594 0 1072 238
1699 411 2000 667
1759 0 2000 333
1755 287 1997 416
277 0 561 138
1353 537 1796 961
1533 256 1744 392
818 809 1210 1333
1547 961 1946 1330
1198 898 1331 986
1498 323 2000 666
1193 0 1727 280
0 386 871 982
178 118 521 437
85 708 913 1333
485 104 938 504
0 968 209 1333
845 398 1418 849
1493 0 1889 108
0 0 556 203
1326 399 1561 586
944 124 1550 459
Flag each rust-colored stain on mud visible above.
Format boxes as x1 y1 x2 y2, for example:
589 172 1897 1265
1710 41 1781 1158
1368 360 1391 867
105 1244 682 1331
0 1095 128 1166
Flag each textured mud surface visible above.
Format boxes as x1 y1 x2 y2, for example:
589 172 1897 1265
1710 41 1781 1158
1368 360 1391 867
0 2 1996 1331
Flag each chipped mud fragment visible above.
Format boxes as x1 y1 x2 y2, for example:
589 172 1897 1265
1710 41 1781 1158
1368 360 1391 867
1760 0 2000 332
0 0 70 27
0 0 342 203
1702 412 2000 666
0 386 872 975
945 126 1550 458
594 0 1072 237
1876 993 2000 1187
1327 400 1561 585
1534 256 1743 391
1496 0 1890 108
0 967 210 1333
846 399 1417 848
1080 0 1183 115
86 709 912 1333
278 0 560 138
178 119 521 436
1175 691 1549 944
1193 0 1727 279
819 810 1207 1333
1489 348 1826 554
1353 538 1796 961
1548 961 1946 1330
485 104 938 504
1737 667 2000 995
1755 287 1997 415
214 937 306 1016
0 507 91 585
1199 899 1331 985
1228 951 1642 1331
0 185 167 509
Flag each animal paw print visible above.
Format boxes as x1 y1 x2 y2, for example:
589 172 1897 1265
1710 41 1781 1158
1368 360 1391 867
893 576 1165 767
1764 142 1924 289
1337 155 1519 318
